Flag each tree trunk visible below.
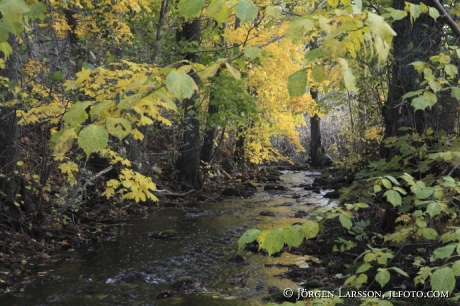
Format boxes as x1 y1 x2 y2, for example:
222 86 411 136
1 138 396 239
309 90 324 168
0 36 33 215
380 0 444 232
175 19 202 190
234 125 246 167
200 102 218 164
382 0 443 143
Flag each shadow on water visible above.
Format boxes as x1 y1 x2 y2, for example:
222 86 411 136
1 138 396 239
3 171 336 306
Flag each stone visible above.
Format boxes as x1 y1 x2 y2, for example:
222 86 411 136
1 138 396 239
323 190 340 199
264 184 286 191
170 276 200 290
220 188 242 197
319 154 333 168
259 210 276 217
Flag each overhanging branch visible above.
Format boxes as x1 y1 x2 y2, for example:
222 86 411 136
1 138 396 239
430 0 460 38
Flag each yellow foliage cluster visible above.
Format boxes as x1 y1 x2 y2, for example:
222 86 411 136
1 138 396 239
226 21 314 163
16 60 71 125
45 0 150 41
103 168 157 202
64 60 175 131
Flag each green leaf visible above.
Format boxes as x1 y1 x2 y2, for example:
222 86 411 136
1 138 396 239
63 101 93 127
339 214 352 229
90 100 114 121
266 5 281 17
355 273 368 289
402 89 423 99
390 267 409 277
376 269 390 288
197 63 220 80
224 62 241 80
238 228 260 249
258 228 285 256
327 0 338 6
393 187 407 195
432 245 456 260
416 218 427 228
118 93 142 110
0 42 13 59
388 8 407 20
166 71 196 101
408 2 423 23
106 118 132 140
427 201 445 217
287 69 307 98
207 0 230 23
78 125 109 157
0 0 30 15
428 7 440 20
302 220 319 240
311 65 326 83
381 178 392 189
430 267 455 293
423 91 441 108
354 0 362 11
385 175 400 185
422 228 438 240
356 263 371 273
50 128 77 155
452 87 460 99
0 23 9 42
235 0 258 23
178 0 205 18
384 189 402 206
244 47 261 59
25 2 47 21
305 48 324 61
445 64 458 78
51 71 64 81
343 67 356 91
285 17 314 42
284 224 304 249
451 261 460 276
415 187 434 199
412 96 427 111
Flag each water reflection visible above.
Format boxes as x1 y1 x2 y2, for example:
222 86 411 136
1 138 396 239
2 171 334 305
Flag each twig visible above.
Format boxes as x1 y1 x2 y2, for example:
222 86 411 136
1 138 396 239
61 166 113 213
153 189 195 197
448 161 460 177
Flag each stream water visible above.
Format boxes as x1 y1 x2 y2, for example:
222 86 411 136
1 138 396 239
3 170 336 306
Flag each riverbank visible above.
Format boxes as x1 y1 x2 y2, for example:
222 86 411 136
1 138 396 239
1 168 345 305
0 166 314 294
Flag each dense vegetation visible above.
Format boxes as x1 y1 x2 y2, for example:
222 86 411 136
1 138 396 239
1 0 460 304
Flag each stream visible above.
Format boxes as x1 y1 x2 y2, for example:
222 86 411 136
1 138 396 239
3 170 337 306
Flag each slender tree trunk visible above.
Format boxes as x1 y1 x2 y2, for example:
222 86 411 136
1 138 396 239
200 102 218 164
234 125 246 167
152 0 170 64
200 23 226 165
0 36 33 215
309 90 324 168
175 19 202 189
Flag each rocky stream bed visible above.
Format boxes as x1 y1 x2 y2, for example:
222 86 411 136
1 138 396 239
1 170 344 306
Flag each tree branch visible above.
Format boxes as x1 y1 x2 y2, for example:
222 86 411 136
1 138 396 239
430 0 460 38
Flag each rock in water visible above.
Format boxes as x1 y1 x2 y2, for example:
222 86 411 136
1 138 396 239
319 154 333 168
